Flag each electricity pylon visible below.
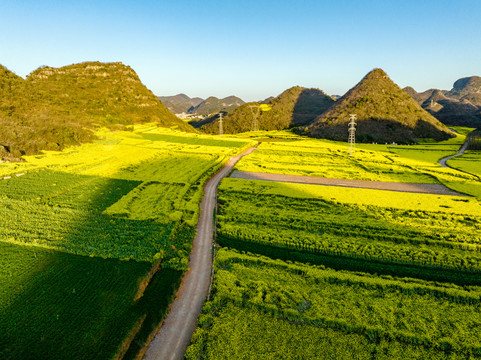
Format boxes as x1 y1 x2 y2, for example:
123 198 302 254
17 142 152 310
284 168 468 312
218 112 223 136
248 105 260 132
348 114 357 155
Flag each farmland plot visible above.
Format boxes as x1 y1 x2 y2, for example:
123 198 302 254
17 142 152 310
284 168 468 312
187 249 481 360
189 131 481 359
0 125 253 359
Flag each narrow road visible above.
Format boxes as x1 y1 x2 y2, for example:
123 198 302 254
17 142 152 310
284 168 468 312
230 170 465 196
143 146 257 360
438 139 470 167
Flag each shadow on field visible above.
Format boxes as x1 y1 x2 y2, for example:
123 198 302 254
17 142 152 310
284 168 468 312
217 236 481 287
216 179 481 288
0 170 186 360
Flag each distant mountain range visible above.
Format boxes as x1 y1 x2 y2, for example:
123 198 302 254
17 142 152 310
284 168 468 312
197 86 335 134
158 93 203 114
305 68 453 144
195 69 453 144
159 94 244 116
0 62 192 159
404 76 481 128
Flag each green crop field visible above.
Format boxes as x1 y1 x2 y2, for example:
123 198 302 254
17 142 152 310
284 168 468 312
0 241 182 360
233 130 481 201
187 249 481 360
189 131 481 359
448 151 481 178
0 124 253 359
217 178 481 276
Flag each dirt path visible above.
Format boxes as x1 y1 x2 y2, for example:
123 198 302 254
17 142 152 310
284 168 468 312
230 170 465 196
143 147 257 360
438 139 470 167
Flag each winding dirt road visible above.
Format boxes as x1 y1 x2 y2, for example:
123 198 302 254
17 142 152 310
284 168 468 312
143 146 256 360
230 170 465 196
438 139 470 168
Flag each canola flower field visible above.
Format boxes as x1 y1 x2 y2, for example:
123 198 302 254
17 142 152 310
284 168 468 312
0 125 253 360
234 129 481 200
189 128 481 359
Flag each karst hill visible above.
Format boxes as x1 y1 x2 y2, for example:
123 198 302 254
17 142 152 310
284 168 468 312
159 94 245 116
305 68 454 144
0 62 192 159
405 76 481 128
450 76 481 104
190 96 245 116
158 93 204 114
199 86 335 134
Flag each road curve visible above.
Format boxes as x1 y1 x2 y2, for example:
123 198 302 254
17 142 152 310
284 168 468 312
438 139 470 167
143 146 257 360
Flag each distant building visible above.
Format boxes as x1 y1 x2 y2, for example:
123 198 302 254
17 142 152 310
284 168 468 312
175 112 205 120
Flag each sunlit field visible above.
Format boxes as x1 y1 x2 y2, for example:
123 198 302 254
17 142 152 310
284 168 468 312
189 129 481 360
0 125 253 359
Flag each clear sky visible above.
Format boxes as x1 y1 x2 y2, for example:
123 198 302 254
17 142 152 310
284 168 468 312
1 0 480 101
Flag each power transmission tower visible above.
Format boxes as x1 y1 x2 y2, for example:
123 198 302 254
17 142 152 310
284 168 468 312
348 114 357 155
218 112 223 136
248 105 260 132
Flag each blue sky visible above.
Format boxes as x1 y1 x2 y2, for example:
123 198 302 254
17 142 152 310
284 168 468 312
1 0 480 101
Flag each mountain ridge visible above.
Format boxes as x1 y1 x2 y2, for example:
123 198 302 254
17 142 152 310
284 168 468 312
189 95 245 116
158 93 204 114
405 76 481 128
304 68 454 143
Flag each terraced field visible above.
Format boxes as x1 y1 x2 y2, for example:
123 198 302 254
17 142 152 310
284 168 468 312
0 125 253 359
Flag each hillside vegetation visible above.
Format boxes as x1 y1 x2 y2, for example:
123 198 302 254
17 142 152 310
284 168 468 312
467 130 481 150
0 62 193 159
200 86 334 134
305 69 454 144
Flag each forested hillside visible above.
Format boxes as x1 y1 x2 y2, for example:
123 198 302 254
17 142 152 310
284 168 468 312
305 69 454 144
0 62 193 159
200 86 334 134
